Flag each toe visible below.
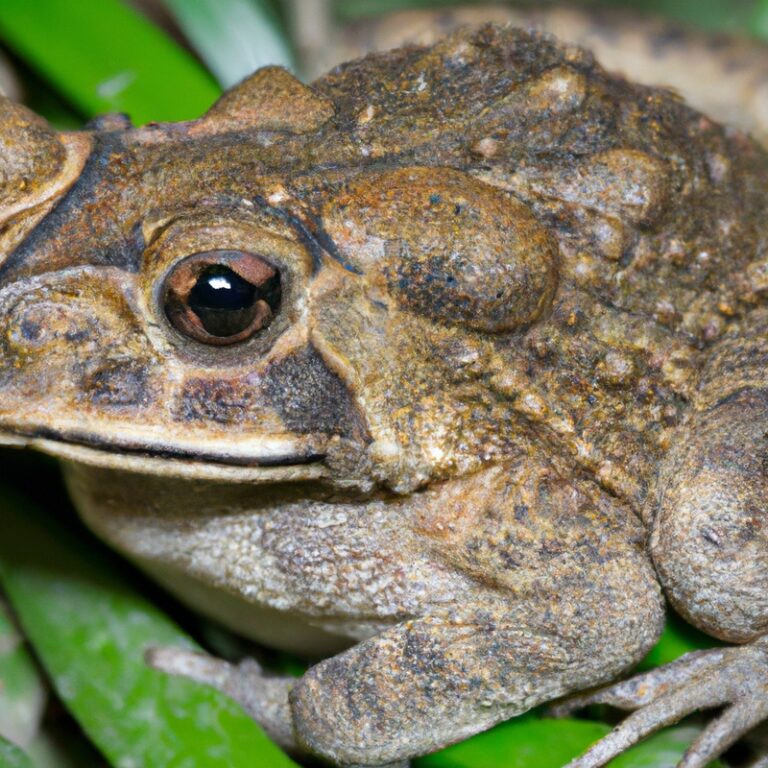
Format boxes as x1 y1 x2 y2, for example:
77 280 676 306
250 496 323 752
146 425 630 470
551 649 724 716
563 676 730 768
680 699 768 768
145 646 235 688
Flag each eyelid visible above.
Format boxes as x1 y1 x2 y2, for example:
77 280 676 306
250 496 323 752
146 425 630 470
141 212 180 248
140 203 302 251
139 218 308 282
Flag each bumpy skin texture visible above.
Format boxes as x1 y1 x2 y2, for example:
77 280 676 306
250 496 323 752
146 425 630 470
1 23 768 768
317 5 768 147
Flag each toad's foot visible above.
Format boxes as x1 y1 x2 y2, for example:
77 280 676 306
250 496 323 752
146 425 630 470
146 646 298 753
145 646 410 768
552 639 768 768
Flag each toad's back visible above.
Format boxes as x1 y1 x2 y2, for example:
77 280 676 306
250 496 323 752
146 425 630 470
308 25 768 507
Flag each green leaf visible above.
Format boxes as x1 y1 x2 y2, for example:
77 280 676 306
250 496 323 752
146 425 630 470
0 486 298 768
415 716 723 768
415 714 611 768
606 0 756 32
0 0 220 123
752 0 768 38
334 0 761 34
611 726 722 768
0 601 46 750
0 738 33 768
637 613 719 671
335 0 476 21
162 0 295 88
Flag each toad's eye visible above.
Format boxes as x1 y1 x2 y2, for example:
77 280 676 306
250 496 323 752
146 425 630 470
162 250 281 345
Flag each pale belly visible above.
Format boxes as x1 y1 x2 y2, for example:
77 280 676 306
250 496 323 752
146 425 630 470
136 559 358 656
62 460 478 657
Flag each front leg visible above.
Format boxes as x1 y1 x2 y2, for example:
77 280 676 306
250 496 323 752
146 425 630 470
146 648 298 753
152 582 660 768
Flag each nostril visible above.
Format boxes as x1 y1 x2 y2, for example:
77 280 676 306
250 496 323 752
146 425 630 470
7 302 94 353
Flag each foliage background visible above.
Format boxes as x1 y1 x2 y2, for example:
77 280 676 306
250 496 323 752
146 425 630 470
0 1 766 767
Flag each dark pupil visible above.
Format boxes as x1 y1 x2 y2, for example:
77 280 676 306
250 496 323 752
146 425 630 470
188 265 277 337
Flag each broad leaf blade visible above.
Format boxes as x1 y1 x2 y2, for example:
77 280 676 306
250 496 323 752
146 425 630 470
415 715 611 768
0 487 297 768
752 0 768 38
0 0 220 123
335 0 470 20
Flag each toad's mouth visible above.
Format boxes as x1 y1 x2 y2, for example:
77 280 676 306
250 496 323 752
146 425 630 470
0 423 332 483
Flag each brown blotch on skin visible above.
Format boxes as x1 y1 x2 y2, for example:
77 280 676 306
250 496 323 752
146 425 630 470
177 377 254 425
263 346 369 441
82 360 151 408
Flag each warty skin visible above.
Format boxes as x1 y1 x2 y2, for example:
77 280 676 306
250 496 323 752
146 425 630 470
0 23 768 768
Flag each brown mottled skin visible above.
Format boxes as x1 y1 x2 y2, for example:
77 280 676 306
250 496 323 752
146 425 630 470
317 5 768 147
1 22 768 768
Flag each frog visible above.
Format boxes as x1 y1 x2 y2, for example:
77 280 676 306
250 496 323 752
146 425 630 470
1 20 768 768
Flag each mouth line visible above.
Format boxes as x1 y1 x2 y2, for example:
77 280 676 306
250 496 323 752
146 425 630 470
1 425 327 469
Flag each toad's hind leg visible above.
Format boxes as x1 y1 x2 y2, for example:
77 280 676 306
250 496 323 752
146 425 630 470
652 323 768 643
561 310 768 768
290 586 661 766
285 467 664 767
149 462 663 767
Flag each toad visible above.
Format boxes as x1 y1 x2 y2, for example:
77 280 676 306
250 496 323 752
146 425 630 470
1 22 768 768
